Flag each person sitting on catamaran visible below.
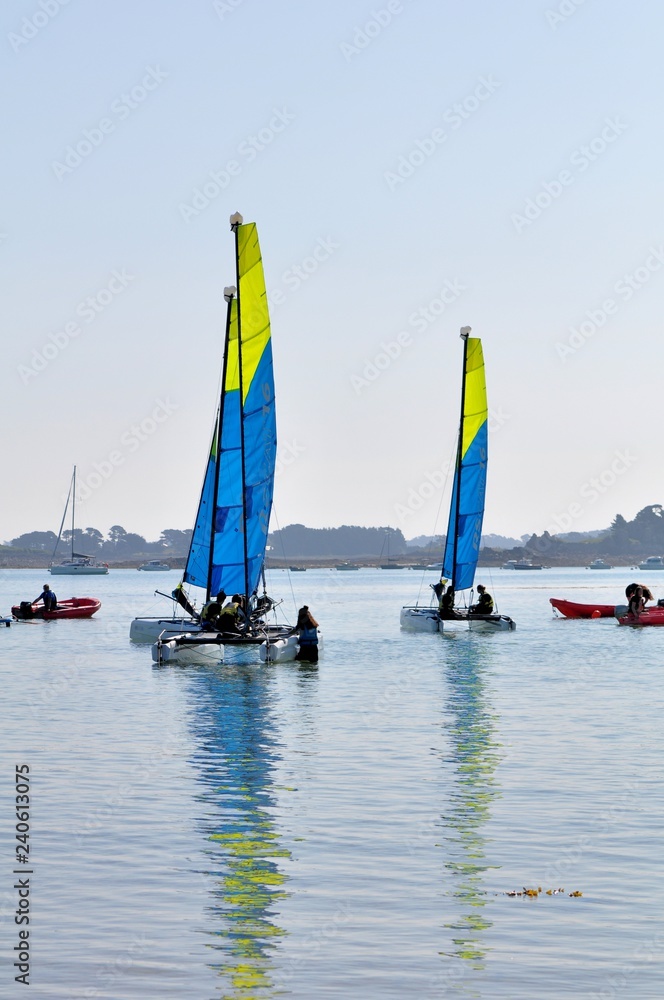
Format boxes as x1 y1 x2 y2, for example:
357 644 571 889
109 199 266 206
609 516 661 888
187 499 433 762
438 585 459 619
469 585 494 616
216 595 247 634
34 584 57 612
201 591 226 629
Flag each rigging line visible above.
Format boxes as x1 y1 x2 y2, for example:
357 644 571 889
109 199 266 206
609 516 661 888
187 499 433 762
51 468 75 564
414 435 459 607
269 504 298 616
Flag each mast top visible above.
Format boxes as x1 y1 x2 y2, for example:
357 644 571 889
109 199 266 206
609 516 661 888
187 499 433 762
224 285 236 302
229 212 243 228
460 326 472 340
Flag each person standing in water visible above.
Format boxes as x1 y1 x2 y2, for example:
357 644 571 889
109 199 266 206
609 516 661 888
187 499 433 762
294 606 319 663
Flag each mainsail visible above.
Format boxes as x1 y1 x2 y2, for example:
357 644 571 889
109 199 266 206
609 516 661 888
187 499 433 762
183 219 277 601
442 332 488 592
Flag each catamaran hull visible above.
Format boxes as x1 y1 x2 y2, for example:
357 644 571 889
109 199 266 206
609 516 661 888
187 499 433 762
400 607 515 632
467 614 516 632
152 634 225 665
400 608 440 632
259 633 324 663
130 617 202 643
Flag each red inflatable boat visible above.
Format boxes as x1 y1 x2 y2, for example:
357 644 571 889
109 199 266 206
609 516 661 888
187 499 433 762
550 598 616 619
617 608 664 627
11 597 101 621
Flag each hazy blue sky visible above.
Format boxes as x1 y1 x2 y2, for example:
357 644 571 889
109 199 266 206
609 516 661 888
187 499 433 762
3 0 664 543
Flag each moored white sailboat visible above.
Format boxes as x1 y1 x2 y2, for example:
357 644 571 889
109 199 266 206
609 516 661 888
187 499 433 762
49 467 109 575
400 327 515 634
131 215 297 664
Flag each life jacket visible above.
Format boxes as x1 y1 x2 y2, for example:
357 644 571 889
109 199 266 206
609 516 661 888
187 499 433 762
201 601 221 622
219 602 239 617
299 625 318 646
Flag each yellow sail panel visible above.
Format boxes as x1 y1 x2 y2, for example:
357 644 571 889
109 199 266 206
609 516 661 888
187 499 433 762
237 222 271 403
461 338 487 458
223 298 240 392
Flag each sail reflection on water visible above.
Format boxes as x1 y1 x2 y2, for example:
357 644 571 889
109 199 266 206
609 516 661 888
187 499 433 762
188 666 290 999
439 641 502 974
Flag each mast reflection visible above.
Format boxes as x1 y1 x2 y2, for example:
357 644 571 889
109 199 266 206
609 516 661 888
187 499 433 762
187 664 290 999
439 639 502 976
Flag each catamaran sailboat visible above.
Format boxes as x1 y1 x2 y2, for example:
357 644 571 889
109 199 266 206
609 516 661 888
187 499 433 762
49 467 109 575
400 327 515 633
130 215 301 663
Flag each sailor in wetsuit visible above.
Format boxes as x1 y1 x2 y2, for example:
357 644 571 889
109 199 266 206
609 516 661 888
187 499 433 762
469 584 494 616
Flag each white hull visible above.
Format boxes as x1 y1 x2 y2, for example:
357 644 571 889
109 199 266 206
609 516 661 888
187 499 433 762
260 635 299 662
130 617 202 643
400 607 440 632
152 634 224 665
49 564 109 575
467 615 516 632
259 632 324 663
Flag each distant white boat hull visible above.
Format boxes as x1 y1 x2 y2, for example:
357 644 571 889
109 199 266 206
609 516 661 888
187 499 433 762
50 563 109 575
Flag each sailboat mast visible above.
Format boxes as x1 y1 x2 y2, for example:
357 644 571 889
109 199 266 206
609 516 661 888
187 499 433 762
205 289 235 603
451 328 471 589
71 465 76 560
231 214 251 606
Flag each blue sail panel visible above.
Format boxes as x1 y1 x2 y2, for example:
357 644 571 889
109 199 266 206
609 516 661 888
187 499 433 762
442 337 488 592
442 426 488 590
183 423 218 590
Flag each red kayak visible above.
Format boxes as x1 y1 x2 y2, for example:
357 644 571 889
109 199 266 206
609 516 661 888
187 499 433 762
618 607 664 627
550 598 616 619
12 597 101 621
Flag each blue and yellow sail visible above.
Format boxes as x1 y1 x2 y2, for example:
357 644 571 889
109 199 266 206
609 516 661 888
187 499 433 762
184 220 277 600
442 335 487 592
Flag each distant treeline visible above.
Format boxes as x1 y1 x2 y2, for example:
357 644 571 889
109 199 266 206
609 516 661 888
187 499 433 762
7 505 664 564
482 504 664 566
7 527 192 558
268 524 408 559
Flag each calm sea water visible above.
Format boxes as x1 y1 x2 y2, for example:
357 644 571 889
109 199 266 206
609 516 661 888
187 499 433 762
1 566 663 999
